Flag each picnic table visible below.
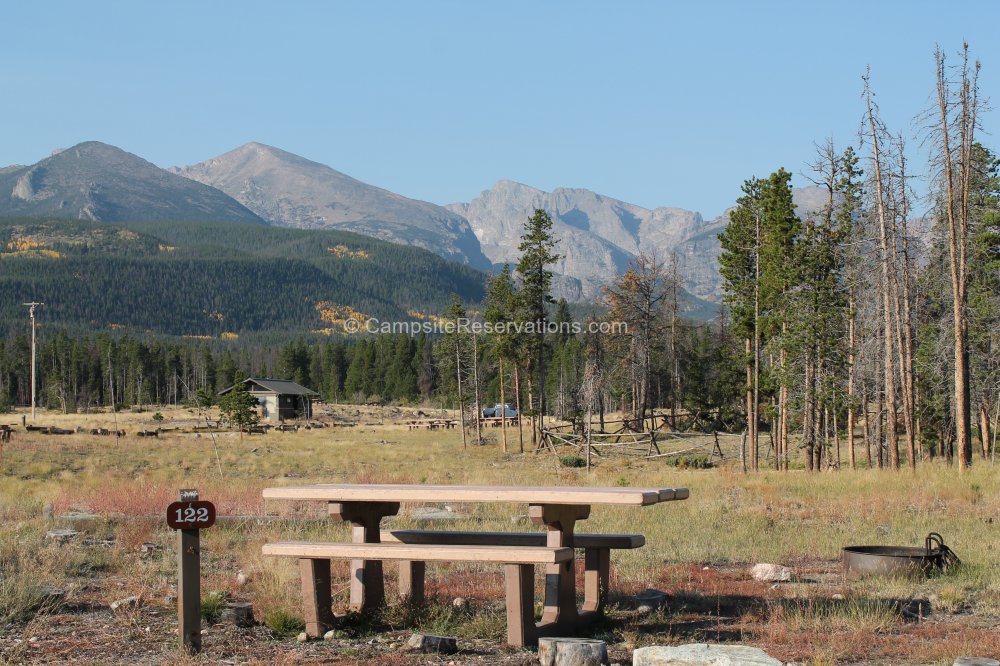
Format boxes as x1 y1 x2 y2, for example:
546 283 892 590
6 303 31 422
405 419 459 430
479 416 520 427
262 483 688 645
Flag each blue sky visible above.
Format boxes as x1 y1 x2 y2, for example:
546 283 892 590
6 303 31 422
2 1 997 216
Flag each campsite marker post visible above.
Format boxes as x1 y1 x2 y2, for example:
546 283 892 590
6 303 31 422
167 489 216 653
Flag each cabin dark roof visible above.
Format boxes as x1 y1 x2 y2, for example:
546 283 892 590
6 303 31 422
218 377 318 396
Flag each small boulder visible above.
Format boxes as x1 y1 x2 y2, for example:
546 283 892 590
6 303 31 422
236 571 250 586
751 563 793 582
296 632 308 642
138 543 161 556
45 529 79 543
539 637 609 666
323 629 338 640
406 633 458 654
110 596 141 612
452 597 469 609
635 588 669 610
632 643 782 666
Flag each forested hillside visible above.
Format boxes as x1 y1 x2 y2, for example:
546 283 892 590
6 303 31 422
0 217 486 338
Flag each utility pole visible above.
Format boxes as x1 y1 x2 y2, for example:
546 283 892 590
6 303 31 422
23 302 43 421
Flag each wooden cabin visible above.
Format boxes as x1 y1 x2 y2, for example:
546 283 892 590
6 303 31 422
219 377 318 422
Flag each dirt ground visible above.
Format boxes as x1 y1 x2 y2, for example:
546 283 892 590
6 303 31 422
1 405 998 665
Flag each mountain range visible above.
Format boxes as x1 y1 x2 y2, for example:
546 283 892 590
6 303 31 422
171 143 491 270
0 140 831 316
0 142 264 225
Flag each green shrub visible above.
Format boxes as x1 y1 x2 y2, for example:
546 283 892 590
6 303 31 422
263 609 305 637
200 591 226 624
559 455 587 468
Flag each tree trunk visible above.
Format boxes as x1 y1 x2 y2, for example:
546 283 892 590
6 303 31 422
862 383 872 469
472 334 482 446
499 357 508 454
979 403 991 460
847 290 857 470
865 81 899 469
514 365 524 454
456 342 467 450
935 48 974 471
803 355 815 471
745 337 754 473
527 380 536 449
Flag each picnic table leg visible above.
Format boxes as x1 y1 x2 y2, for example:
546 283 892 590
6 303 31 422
299 558 335 637
582 547 610 614
528 503 590 630
329 501 400 613
504 563 538 647
398 561 425 604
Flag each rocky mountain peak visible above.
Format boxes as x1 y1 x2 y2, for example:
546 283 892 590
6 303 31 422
174 145 492 269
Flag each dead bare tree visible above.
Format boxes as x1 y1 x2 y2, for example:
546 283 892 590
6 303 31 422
931 44 981 471
864 71 901 469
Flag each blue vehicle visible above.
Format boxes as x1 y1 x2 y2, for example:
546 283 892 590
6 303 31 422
482 403 517 418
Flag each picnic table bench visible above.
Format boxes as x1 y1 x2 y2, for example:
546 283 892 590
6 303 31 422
262 483 688 646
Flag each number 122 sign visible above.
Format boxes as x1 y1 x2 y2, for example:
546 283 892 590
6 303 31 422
167 501 216 530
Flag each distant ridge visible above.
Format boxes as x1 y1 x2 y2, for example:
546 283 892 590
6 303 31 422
173 142 491 269
449 180 831 306
0 141 264 225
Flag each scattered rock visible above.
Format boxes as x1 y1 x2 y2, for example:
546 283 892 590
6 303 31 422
296 632 308 642
539 637 609 666
45 528 79 543
221 602 254 627
323 630 337 640
634 588 669 610
452 597 469 609
406 633 458 654
236 571 250 586
751 563 793 582
58 511 102 525
409 507 466 522
831 593 845 600
954 659 1000 666
139 543 161 556
632 643 783 666
110 596 141 612
40 587 66 606
636 605 654 615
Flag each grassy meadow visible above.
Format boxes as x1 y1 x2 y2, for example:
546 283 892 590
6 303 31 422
0 405 997 664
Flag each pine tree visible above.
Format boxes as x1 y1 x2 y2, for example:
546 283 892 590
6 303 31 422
516 209 560 441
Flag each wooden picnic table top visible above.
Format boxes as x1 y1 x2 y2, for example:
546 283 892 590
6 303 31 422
263 483 688 506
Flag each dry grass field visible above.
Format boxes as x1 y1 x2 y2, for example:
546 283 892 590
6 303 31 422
0 405 997 665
